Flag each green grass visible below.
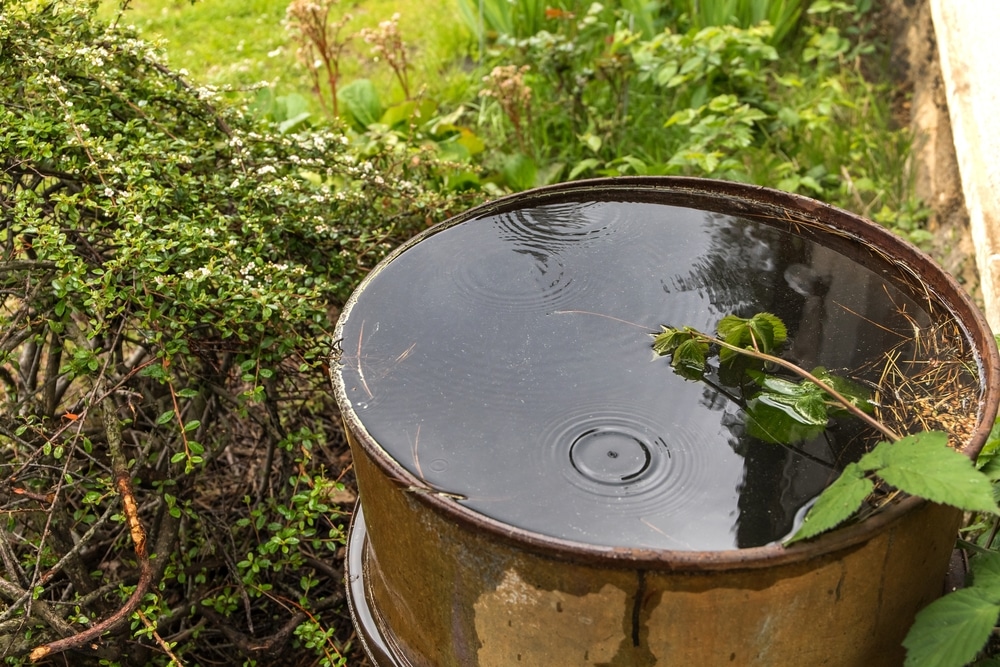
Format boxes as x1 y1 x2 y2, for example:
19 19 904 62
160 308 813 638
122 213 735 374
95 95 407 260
102 0 475 110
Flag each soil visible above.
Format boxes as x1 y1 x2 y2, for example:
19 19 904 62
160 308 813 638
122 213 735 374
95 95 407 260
880 0 980 304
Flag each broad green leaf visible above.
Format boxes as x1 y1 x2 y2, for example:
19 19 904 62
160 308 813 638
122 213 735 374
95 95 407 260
569 158 600 180
863 432 1000 514
652 327 692 356
156 410 175 426
277 111 311 135
716 314 747 342
749 371 800 396
812 367 874 414
671 338 709 381
745 396 826 444
716 312 787 363
976 416 1000 469
752 390 828 426
903 587 1000 667
978 455 1000 482
337 79 383 130
971 552 1000 596
857 439 891 471
793 391 829 425
501 153 538 192
747 312 787 352
716 314 752 363
785 463 873 544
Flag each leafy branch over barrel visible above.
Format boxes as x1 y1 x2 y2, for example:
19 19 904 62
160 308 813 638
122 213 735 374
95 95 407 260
652 312 997 545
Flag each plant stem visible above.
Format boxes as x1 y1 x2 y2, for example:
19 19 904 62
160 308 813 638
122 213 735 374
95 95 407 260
699 333 902 443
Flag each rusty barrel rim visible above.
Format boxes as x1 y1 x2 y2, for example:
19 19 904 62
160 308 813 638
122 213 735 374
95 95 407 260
332 176 1000 571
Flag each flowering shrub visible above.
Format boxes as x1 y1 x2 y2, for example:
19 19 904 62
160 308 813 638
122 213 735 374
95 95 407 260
0 1 477 664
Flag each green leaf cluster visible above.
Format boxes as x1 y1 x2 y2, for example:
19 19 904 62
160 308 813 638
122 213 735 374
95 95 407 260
0 2 479 663
717 312 787 357
903 552 1000 667
746 367 873 444
787 432 999 544
652 326 710 380
446 0 929 243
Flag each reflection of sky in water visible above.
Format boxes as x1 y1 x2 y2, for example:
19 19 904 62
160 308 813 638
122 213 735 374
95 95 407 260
337 200 931 550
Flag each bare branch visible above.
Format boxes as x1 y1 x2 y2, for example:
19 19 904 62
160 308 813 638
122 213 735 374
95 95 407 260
28 394 153 662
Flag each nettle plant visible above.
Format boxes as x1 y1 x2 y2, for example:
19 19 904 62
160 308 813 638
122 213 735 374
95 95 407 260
653 312 1000 667
0 1 477 665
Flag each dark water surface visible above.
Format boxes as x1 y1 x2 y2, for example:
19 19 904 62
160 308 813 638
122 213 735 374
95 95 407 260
337 199 935 550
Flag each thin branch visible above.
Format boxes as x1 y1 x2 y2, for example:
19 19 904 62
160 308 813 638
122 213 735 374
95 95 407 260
28 393 153 662
0 576 76 640
0 261 57 275
698 333 902 442
136 609 186 667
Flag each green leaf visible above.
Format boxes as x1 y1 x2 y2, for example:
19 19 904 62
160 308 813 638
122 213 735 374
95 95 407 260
903 587 1000 667
978 455 1000 482
811 367 874 414
747 312 787 352
671 337 709 381
568 158 601 180
976 416 1000 469
501 153 538 191
337 79 383 130
156 410 175 426
861 432 1000 514
745 396 825 444
971 551 1000 596
784 463 872 544
716 312 787 363
183 420 200 433
652 326 687 356
176 388 199 399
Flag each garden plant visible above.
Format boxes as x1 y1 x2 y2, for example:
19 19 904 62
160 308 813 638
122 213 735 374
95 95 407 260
2 0 999 665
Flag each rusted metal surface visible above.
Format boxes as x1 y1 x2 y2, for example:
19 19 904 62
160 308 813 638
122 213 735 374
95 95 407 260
333 177 1000 666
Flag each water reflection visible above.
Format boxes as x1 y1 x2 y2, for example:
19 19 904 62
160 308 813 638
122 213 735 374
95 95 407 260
337 199 932 550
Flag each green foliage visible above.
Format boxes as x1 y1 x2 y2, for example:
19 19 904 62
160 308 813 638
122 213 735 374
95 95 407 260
859 432 998 514
904 552 1000 667
654 315 870 443
785 462 874 540
0 1 477 663
653 315 998 561
716 312 787 360
682 0 807 46
459 0 926 237
788 433 1000 544
745 367 872 443
2 0 947 662
651 326 711 380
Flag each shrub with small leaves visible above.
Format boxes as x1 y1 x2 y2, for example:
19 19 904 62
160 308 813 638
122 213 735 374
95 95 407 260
0 1 477 664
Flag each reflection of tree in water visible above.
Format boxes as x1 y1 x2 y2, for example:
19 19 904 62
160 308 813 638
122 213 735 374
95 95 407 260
664 213 841 548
